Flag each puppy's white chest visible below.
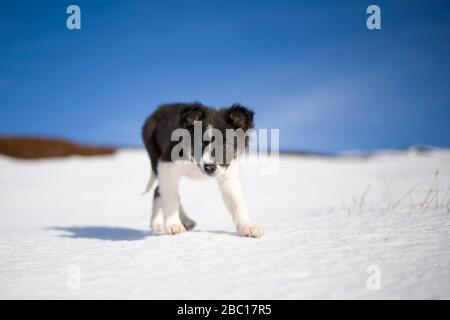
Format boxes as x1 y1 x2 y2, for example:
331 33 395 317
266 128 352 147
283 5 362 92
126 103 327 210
179 163 209 180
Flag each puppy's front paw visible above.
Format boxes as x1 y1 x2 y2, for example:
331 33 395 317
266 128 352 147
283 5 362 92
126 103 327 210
151 224 164 232
238 226 264 238
166 224 187 235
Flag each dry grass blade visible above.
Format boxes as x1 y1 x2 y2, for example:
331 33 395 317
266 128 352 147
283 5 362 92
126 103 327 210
392 183 421 210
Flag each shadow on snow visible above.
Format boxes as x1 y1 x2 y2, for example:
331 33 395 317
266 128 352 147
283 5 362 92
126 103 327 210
49 226 240 241
50 226 159 241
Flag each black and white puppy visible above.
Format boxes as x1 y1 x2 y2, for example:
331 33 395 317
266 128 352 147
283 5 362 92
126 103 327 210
142 102 263 238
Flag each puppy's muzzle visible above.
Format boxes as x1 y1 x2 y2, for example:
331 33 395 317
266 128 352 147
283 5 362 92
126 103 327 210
203 163 217 175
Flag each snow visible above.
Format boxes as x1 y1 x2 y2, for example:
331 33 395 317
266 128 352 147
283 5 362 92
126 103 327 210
0 149 449 299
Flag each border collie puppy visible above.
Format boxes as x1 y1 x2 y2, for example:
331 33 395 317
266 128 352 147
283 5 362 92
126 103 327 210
142 102 263 238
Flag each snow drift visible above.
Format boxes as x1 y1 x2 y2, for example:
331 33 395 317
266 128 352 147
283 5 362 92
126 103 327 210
0 149 449 299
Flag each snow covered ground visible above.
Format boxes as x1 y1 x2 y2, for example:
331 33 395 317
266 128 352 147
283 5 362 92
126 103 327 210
0 149 449 299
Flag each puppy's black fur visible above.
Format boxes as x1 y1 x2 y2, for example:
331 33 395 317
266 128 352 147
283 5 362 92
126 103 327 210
142 102 254 175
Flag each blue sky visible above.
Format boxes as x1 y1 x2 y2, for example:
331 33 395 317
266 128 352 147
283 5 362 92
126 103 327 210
1 0 449 152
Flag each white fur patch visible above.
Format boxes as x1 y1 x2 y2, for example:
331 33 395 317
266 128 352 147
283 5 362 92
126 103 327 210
156 159 262 237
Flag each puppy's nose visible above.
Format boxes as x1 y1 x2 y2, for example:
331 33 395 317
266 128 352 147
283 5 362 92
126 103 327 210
204 163 217 175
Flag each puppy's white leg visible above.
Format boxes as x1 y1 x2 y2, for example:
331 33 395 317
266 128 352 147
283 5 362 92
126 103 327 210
217 162 263 238
150 186 164 232
158 162 186 235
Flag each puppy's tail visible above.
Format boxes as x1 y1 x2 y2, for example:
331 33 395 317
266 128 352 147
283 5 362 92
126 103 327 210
141 173 156 196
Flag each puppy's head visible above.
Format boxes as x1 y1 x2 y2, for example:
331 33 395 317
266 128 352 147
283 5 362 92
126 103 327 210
180 103 255 177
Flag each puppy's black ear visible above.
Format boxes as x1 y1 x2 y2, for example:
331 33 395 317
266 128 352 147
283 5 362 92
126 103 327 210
226 103 255 130
180 103 205 127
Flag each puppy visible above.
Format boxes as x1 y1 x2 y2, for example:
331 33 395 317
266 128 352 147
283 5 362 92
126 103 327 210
142 102 263 238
